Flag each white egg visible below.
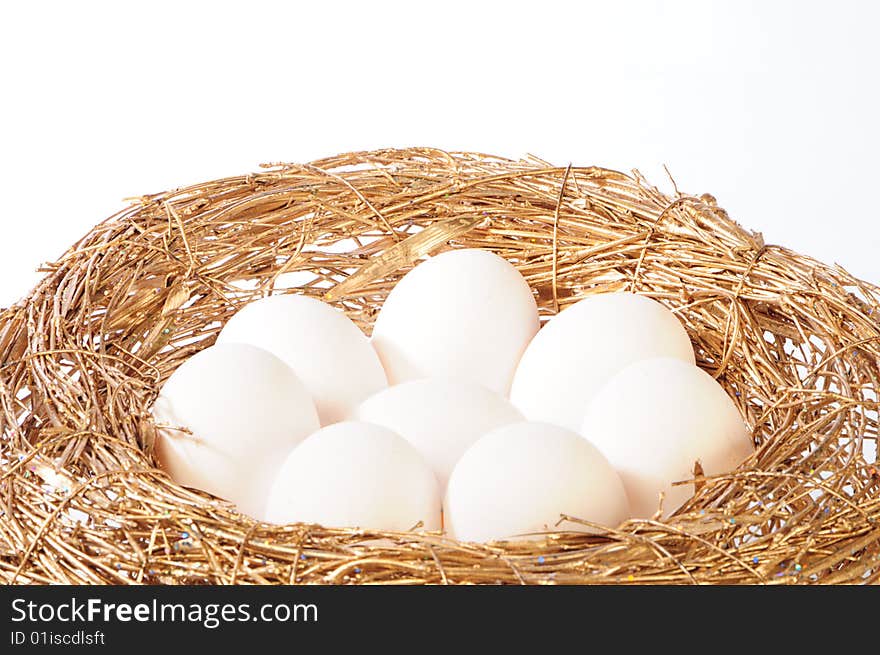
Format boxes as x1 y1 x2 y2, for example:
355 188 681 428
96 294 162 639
581 357 753 519
151 343 320 518
217 294 387 425
510 292 695 430
265 421 441 531
444 421 630 542
352 378 523 489
371 249 540 395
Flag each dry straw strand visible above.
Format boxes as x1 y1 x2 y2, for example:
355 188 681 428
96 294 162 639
1 147 879 585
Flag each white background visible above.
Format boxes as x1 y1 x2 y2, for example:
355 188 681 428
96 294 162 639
1 0 877 307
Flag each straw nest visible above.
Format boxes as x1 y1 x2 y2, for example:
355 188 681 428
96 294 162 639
1 148 879 585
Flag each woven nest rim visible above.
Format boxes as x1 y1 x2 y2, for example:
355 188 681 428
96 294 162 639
1 147 879 585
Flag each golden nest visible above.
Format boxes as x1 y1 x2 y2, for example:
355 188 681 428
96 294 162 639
1 148 879 585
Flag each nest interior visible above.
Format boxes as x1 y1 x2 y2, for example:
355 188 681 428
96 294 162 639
1 148 879 585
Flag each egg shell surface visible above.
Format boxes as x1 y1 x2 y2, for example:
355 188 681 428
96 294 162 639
151 342 320 518
510 292 695 430
444 421 630 542
580 356 753 518
371 248 540 395
265 421 441 531
352 378 523 489
217 294 387 425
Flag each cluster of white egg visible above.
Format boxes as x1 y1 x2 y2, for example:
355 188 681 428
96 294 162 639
151 249 753 542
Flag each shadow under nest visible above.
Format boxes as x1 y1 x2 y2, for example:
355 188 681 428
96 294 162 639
1 147 879 584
